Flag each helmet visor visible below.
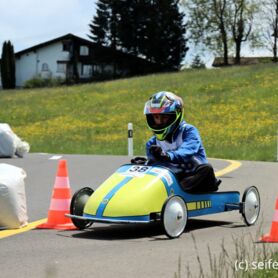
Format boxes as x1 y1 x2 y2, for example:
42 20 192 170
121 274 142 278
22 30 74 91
146 113 176 131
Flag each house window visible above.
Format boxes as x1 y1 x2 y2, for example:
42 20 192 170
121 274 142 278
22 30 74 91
62 41 71 52
81 64 92 77
41 63 49 71
57 62 67 73
80 46 89 56
93 64 101 73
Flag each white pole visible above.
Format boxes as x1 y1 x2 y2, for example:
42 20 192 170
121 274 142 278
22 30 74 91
128 123 133 157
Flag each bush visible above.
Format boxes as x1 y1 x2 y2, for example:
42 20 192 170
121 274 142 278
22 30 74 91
191 54 206 69
23 76 64 88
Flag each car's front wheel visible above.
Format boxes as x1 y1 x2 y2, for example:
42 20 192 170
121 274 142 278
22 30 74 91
70 187 94 229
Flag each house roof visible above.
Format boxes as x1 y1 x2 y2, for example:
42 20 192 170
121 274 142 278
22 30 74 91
14 33 165 67
15 33 95 57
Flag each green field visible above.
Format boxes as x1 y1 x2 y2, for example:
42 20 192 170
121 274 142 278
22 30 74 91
1 63 277 161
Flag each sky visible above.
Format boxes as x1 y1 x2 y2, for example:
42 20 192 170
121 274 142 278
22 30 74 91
0 0 210 65
0 0 96 53
0 0 272 66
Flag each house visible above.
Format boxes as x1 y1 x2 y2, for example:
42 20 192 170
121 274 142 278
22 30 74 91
1 33 168 87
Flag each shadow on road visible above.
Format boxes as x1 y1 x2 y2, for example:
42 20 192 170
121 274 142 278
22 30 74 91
58 218 242 241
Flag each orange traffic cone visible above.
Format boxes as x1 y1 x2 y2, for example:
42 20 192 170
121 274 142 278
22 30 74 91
260 198 278 242
37 159 76 230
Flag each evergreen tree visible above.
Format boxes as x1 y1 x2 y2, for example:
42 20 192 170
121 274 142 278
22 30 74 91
88 0 109 45
115 0 146 56
191 54 206 69
88 0 120 49
1 41 16 89
88 0 188 69
147 0 188 68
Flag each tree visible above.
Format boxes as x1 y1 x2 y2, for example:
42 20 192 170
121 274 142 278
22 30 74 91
230 0 258 64
144 0 188 68
262 0 278 62
184 0 231 65
88 0 120 49
88 0 188 69
1 41 16 89
183 0 260 65
190 54 206 68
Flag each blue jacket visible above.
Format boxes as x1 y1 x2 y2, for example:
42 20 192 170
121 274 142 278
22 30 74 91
146 121 208 172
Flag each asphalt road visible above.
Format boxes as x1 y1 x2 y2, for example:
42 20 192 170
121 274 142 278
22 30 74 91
0 154 277 278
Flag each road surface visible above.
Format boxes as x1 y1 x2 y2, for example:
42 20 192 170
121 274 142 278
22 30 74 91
0 154 277 277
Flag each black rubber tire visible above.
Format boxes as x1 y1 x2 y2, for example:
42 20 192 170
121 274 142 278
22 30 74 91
70 187 94 229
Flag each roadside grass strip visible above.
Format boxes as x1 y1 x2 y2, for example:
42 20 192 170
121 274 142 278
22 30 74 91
0 158 241 239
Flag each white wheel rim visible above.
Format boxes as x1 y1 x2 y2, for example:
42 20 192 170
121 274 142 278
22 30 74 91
244 188 260 225
163 196 187 238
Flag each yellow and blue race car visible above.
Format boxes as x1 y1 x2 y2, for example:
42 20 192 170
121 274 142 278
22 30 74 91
67 162 260 238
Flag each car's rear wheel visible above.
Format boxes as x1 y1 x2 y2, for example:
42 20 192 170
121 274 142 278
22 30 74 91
70 187 94 229
162 195 187 239
241 186 260 226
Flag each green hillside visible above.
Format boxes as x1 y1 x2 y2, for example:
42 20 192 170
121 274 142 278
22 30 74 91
1 63 277 161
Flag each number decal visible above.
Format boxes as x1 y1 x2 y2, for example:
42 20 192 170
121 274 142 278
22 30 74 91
128 166 149 173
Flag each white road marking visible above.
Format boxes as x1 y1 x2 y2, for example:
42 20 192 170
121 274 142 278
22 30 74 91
49 155 63 160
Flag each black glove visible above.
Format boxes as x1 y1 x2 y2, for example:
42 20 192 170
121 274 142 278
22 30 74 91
149 145 170 162
131 157 147 165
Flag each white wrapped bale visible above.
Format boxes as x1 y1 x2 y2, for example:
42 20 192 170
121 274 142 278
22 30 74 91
0 164 28 228
0 126 16 157
0 123 30 158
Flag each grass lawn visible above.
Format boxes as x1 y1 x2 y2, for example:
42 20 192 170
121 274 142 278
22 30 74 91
1 63 277 161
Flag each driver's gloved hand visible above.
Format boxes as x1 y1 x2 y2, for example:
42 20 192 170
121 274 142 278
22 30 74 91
131 157 147 165
149 145 170 162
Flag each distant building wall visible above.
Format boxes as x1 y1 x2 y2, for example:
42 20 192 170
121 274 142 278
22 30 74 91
16 52 37 87
16 42 70 86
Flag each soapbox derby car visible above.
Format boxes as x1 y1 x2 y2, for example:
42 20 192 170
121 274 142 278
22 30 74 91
66 160 260 238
